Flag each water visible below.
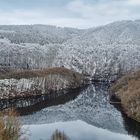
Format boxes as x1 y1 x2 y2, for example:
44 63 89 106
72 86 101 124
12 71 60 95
0 82 140 140
23 120 136 140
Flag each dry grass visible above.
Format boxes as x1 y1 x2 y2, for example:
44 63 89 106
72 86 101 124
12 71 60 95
0 67 84 84
51 130 70 140
0 109 24 140
111 70 140 122
111 70 140 93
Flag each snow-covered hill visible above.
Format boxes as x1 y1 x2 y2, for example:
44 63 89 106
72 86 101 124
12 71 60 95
0 25 83 44
0 38 62 69
53 20 140 81
0 20 140 81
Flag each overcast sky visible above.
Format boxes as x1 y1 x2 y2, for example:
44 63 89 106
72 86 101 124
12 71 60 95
0 0 140 28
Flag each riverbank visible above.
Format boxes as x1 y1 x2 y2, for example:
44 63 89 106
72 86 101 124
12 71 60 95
0 67 86 100
111 70 140 122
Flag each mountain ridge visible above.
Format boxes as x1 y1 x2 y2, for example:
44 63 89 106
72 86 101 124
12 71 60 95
0 20 140 81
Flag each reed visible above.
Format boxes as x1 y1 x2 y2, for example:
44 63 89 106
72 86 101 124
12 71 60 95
0 109 24 140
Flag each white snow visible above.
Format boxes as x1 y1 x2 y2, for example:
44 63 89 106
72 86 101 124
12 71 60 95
0 20 140 81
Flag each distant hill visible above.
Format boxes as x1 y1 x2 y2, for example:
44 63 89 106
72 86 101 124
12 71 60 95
0 20 140 81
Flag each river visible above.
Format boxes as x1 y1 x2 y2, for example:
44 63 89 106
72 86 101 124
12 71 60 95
0 82 140 140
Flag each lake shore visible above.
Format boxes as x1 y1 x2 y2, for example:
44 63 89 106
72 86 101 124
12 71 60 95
0 67 87 100
111 70 140 123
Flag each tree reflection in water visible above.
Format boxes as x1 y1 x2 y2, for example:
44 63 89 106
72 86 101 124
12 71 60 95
122 114 140 140
0 87 85 116
112 102 140 140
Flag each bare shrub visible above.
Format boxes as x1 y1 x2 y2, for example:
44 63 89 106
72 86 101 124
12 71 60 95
0 109 25 140
111 70 140 122
50 130 70 140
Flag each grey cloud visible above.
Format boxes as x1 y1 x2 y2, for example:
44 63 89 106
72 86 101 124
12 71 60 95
0 0 140 28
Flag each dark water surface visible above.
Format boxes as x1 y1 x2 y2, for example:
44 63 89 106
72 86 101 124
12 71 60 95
0 83 140 140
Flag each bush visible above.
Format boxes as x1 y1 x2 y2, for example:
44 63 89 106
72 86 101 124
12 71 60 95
51 130 70 140
0 109 24 140
111 70 140 122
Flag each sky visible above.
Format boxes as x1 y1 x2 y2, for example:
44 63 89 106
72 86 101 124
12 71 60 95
0 0 140 28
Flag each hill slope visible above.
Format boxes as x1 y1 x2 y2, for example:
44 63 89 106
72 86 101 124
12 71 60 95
53 20 140 81
0 20 140 81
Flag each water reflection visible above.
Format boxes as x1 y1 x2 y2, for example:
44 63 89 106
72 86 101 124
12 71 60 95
19 83 127 140
122 114 140 140
23 120 137 140
0 87 84 115
112 99 140 140
1 83 140 140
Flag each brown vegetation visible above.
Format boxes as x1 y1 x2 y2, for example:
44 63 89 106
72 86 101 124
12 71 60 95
0 67 83 80
0 109 24 140
111 70 140 122
51 130 70 140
